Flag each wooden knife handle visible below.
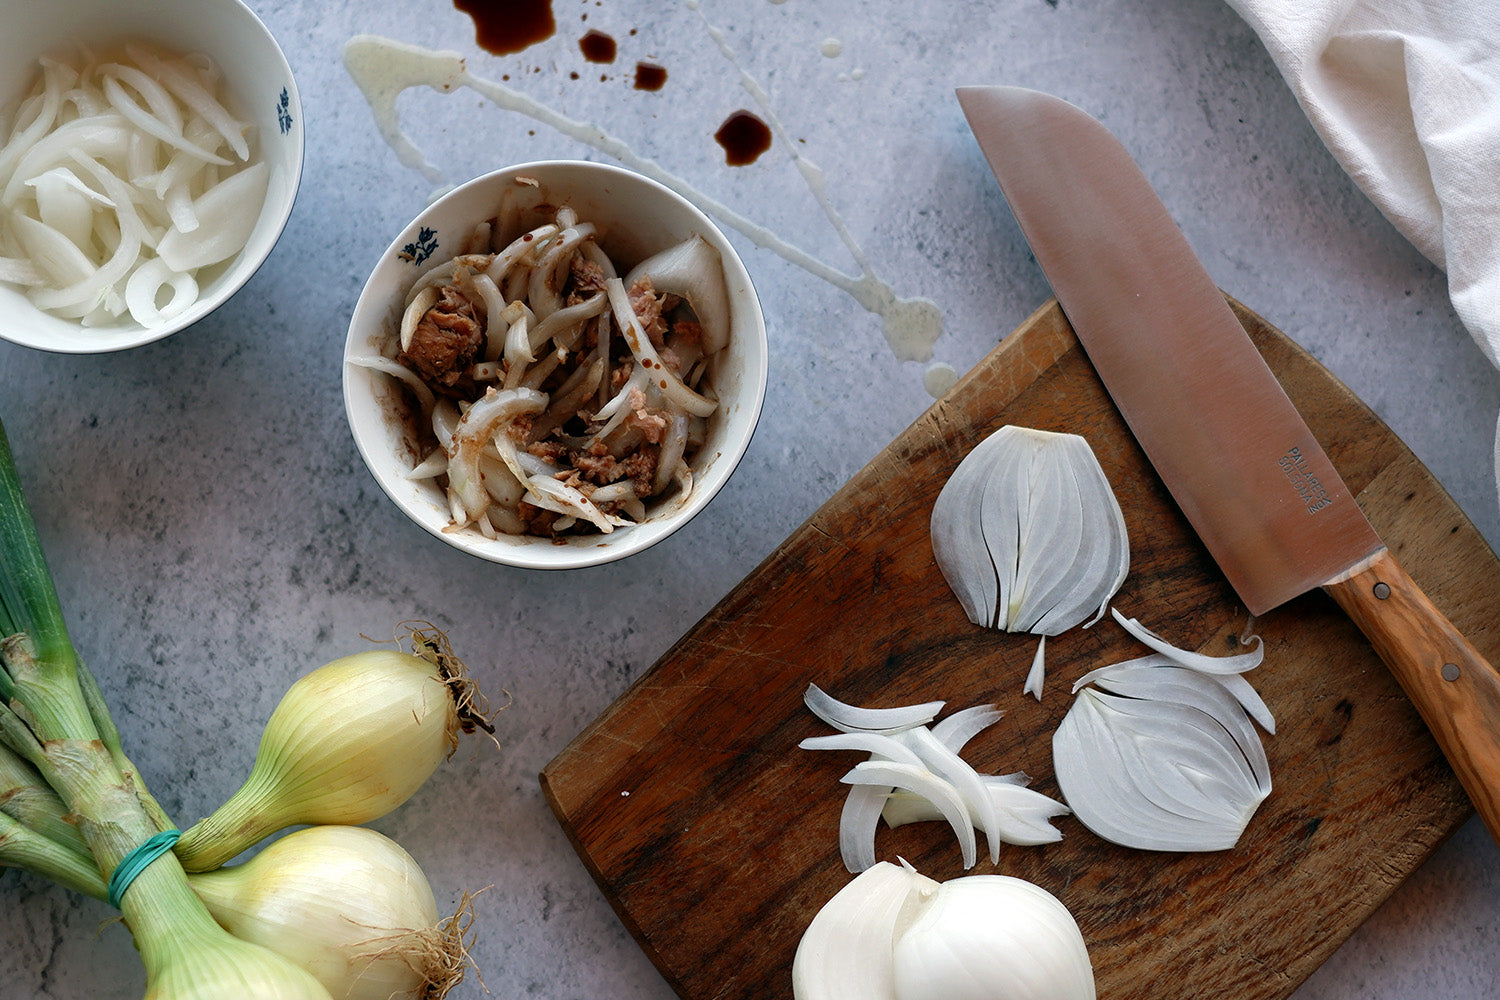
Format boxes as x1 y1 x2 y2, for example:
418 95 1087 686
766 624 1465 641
1323 547 1500 845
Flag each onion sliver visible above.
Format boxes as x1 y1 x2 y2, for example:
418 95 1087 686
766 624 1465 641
156 160 268 271
623 234 732 355
841 760 979 871
803 687 1068 870
804 684 943 735
894 726 1004 865
927 704 1004 752
798 733 925 768
931 426 1129 648
445 386 547 524
606 276 718 418
124 257 198 326
1109 608 1275 731
523 474 619 534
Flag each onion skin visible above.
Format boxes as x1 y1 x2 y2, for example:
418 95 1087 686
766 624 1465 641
174 650 459 872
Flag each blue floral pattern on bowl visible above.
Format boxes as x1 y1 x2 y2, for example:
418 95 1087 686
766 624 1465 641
276 87 294 135
399 227 440 266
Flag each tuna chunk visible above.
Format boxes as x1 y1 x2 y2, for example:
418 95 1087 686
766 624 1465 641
400 285 484 391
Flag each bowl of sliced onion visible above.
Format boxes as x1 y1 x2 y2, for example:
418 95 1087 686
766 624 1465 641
343 161 769 569
0 0 303 353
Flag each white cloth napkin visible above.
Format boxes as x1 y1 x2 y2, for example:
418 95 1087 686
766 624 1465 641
1223 0 1500 500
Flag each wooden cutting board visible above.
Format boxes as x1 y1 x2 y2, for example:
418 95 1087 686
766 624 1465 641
540 298 1499 1000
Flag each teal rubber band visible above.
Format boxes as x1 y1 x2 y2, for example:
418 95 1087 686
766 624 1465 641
107 829 182 909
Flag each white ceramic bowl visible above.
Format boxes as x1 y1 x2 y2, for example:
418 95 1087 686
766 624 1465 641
343 161 769 570
0 0 303 354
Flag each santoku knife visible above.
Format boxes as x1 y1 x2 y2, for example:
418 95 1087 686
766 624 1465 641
957 84 1500 844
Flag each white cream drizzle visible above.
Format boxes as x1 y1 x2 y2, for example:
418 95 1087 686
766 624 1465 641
342 16 946 373
923 362 958 398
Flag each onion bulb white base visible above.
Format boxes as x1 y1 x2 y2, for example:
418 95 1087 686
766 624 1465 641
792 860 1095 1000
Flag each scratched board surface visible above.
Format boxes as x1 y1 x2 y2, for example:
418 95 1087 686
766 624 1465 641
541 299 1496 1000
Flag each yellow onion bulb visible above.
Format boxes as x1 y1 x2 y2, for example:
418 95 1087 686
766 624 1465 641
175 644 483 871
188 826 471 1000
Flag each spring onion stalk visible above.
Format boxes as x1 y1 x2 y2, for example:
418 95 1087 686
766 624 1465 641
0 809 108 899
0 738 91 855
0 418 334 998
174 630 496 872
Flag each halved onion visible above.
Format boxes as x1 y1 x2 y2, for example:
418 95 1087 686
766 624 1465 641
792 860 1096 1000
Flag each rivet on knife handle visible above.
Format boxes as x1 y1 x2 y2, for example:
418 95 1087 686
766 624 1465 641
1323 549 1500 840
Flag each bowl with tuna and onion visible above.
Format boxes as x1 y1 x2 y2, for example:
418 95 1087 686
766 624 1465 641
342 160 769 569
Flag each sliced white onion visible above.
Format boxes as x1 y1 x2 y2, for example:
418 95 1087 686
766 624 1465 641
26 166 112 249
1109 608 1274 732
841 760 978 871
347 355 434 420
501 299 535 373
156 160 268 271
892 726 1003 865
0 43 266 329
124 256 198 326
803 684 944 735
837 784 897 874
926 705 1004 752
125 42 251 161
398 285 438 352
11 213 94 286
931 427 1129 654
623 234 732 355
522 474 619 534
802 688 1067 870
0 256 43 286
445 386 547 524
1053 643 1274 852
1023 636 1047 702
605 276 718 418
797 733 925 767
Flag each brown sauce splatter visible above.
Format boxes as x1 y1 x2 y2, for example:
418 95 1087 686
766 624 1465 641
714 110 772 166
579 29 616 63
454 0 556 56
633 62 667 91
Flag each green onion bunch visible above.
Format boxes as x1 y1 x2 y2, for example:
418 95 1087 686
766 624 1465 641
0 418 493 1000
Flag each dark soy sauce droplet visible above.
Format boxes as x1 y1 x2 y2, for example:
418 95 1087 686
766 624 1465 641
714 110 772 166
454 0 556 56
634 62 667 91
579 29 617 63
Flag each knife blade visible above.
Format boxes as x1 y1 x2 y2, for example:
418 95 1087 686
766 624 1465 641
957 84 1500 844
